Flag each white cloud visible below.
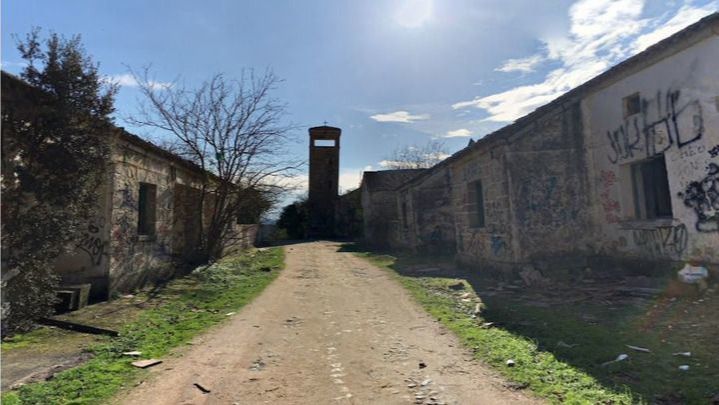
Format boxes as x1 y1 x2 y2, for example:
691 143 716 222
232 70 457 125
378 160 399 168
370 110 430 123
454 0 715 123
632 3 717 53
495 54 544 73
1 60 28 69
105 73 172 90
444 128 473 138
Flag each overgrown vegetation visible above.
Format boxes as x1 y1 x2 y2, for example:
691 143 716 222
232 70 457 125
1 29 118 334
128 68 300 260
1 248 284 404
351 248 718 404
276 199 309 239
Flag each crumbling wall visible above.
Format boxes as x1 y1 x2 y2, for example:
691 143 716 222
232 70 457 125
362 189 402 248
506 101 592 268
451 144 515 270
585 34 719 266
108 141 188 294
397 167 455 254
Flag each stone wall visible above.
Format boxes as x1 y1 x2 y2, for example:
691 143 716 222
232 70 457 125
397 166 456 254
451 142 515 271
361 15 718 276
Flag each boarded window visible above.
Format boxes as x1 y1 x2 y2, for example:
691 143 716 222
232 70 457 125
623 92 641 118
138 183 157 236
470 180 485 228
631 155 672 219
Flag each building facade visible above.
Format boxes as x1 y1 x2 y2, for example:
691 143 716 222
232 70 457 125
2 72 259 301
363 13 719 275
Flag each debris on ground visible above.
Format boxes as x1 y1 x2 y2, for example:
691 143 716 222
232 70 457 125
122 351 142 356
448 282 465 291
626 345 651 353
504 381 529 390
249 358 266 371
225 312 236 316
418 361 427 369
506 359 515 367
673 351 692 357
194 382 211 393
519 266 546 287
131 359 163 369
601 354 628 366
678 365 690 371
678 264 709 284
556 341 577 348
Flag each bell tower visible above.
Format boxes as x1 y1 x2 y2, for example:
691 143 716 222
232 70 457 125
308 125 341 237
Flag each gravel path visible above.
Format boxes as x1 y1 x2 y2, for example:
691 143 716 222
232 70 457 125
118 241 540 404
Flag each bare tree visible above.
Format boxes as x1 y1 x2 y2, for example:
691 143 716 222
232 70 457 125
128 68 301 260
382 140 449 169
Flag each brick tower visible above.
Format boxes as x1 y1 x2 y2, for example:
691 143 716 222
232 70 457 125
308 125 341 237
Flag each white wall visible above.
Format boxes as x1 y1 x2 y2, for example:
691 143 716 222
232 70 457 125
584 35 719 263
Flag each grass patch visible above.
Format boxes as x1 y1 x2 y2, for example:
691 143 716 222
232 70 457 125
354 250 636 404
2 248 284 404
354 248 719 404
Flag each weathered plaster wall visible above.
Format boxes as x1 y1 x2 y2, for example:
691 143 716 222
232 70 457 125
451 144 515 269
584 35 719 265
397 167 456 254
362 189 402 248
108 140 204 294
54 181 113 298
505 101 592 266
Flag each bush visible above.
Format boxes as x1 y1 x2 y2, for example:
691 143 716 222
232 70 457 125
1 29 117 334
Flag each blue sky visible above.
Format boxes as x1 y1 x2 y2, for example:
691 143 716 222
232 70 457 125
2 0 717 195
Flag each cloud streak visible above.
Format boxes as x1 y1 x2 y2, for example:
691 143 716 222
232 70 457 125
443 128 472 138
494 54 543 73
105 73 172 90
370 110 430 123
454 0 717 123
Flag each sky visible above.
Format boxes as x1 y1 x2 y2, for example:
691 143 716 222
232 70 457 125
2 0 717 199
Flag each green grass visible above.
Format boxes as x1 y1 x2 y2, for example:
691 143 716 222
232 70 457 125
1 248 284 405
355 251 637 404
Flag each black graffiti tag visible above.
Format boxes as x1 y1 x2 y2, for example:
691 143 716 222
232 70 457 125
607 90 703 164
679 163 719 233
632 223 688 257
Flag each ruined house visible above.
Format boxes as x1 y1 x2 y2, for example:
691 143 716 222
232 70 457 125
360 169 426 248
363 13 719 275
2 72 259 301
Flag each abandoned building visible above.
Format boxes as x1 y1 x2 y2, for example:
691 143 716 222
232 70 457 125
361 13 719 275
2 72 259 303
360 169 426 248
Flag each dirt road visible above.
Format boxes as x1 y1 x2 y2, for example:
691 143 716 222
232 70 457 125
119 241 539 404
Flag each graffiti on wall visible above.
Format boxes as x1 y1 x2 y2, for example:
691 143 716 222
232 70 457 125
606 90 703 164
599 170 621 223
678 163 718 233
631 223 688 257
76 215 108 266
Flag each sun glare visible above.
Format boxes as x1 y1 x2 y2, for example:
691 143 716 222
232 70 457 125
395 0 433 28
